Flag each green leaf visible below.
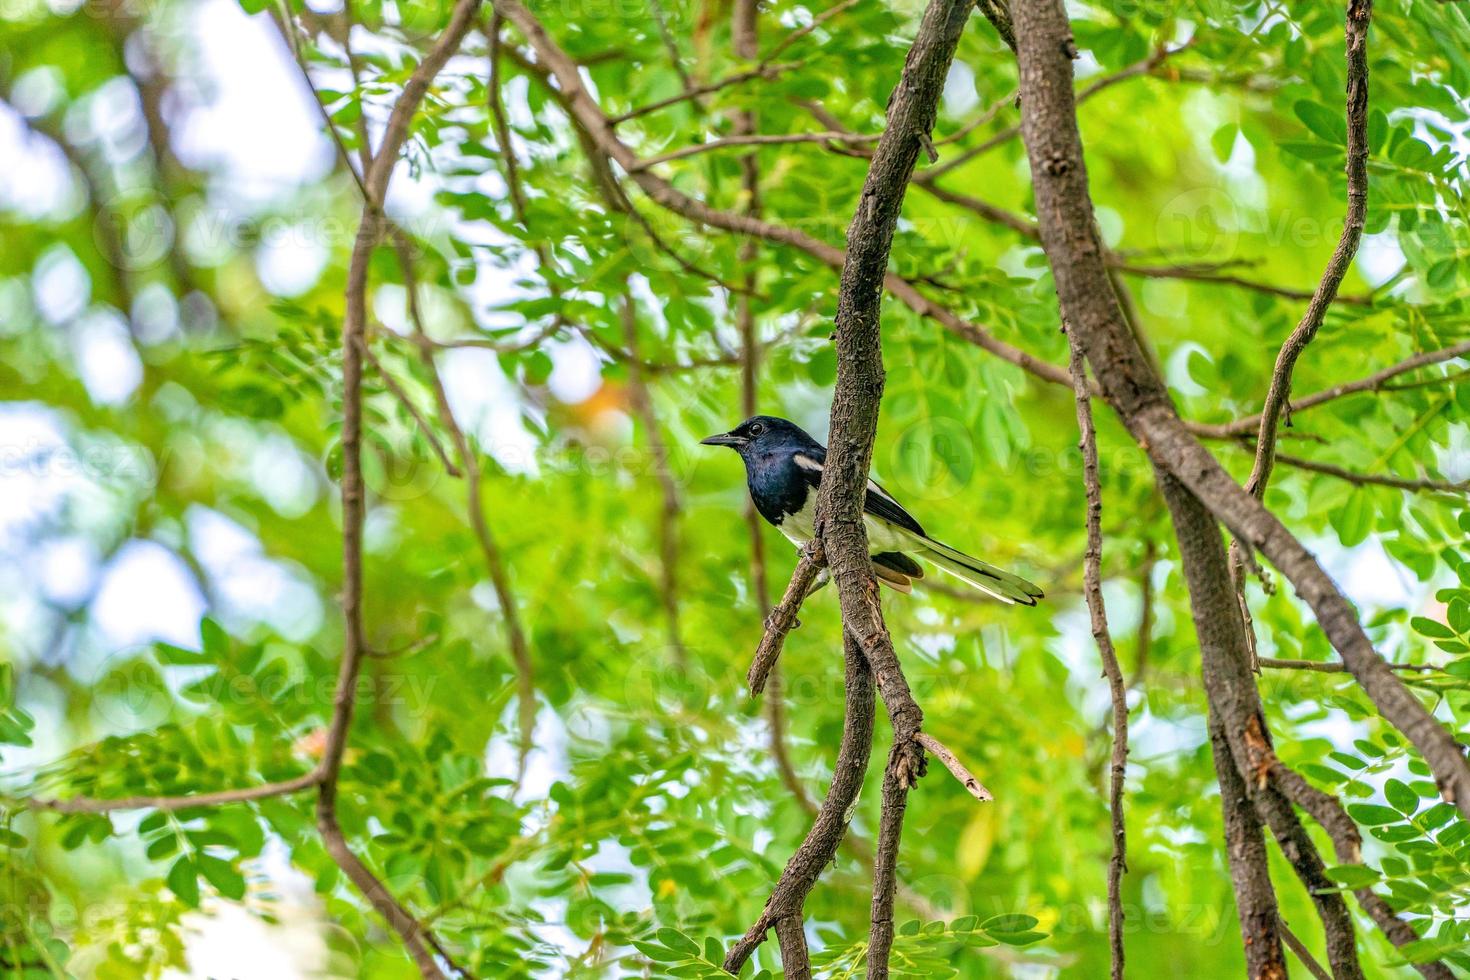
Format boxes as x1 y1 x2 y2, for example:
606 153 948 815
1186 349 1218 388
632 941 687 963
1294 100 1347 144
200 618 229 660
198 855 246 901
1412 616 1456 640
656 929 700 957
1346 804 1403 826
1426 258 1458 291
1279 140 1342 162
1331 490 1374 547
145 835 178 860
167 857 201 908
1324 864 1380 888
1385 778 1419 815
1210 124 1240 162
982 913 1039 934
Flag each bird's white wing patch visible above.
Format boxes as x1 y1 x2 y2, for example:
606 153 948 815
792 452 914 550
793 454 896 506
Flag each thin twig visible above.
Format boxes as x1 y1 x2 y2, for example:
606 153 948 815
1243 0 1374 502
913 733 992 801
761 0 862 64
747 547 824 696
1066 335 1128 980
619 293 688 668
1117 262 1373 308
1193 339 1470 439
492 5 1077 391
23 771 321 814
1280 918 1333 980
631 130 880 170
927 43 1191 180
359 338 463 478
607 62 803 125
730 0 818 824
1273 452 1468 494
394 238 537 787
1259 657 1439 674
318 3 485 976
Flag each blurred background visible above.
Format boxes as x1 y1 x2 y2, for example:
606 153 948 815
1 0 1468 976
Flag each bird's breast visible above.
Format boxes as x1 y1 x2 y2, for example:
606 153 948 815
775 492 817 546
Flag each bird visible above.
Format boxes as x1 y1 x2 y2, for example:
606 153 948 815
701 415 1043 605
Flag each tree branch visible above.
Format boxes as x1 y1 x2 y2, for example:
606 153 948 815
631 130 880 170
24 772 321 814
726 1 973 974
619 293 688 668
1066 336 1128 980
722 632 876 974
1243 0 1373 501
1272 452 1469 495
912 732 991 801
490 0 1074 391
607 62 803 125
358 339 464 479
747 546 824 697
1012 0 1470 833
1194 340 1470 439
319 3 483 975
1259 657 1438 674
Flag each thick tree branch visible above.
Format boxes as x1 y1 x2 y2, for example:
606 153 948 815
1157 478 1289 979
1011 0 1470 833
727 1 973 974
806 2 973 974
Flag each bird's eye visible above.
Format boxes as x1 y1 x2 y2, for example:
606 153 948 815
749 423 765 436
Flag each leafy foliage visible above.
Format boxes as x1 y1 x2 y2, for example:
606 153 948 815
0 0 1468 976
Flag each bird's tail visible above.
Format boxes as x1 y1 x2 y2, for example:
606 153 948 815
917 538 1044 606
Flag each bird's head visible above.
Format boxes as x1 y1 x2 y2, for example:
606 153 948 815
700 415 813 458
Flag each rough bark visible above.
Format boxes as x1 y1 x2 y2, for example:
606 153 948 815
722 633 876 974
1010 0 1470 831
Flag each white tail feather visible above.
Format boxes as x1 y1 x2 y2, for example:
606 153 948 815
921 548 1019 604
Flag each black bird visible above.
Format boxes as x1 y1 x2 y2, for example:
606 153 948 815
701 415 1043 605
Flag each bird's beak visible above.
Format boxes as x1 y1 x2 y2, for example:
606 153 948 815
700 431 746 448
